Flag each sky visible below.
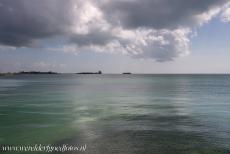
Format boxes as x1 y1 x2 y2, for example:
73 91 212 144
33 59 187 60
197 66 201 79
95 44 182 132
0 0 230 73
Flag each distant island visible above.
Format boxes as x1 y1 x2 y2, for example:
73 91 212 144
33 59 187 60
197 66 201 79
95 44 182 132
77 71 102 74
0 71 58 76
18 71 58 74
1 71 134 76
122 72 132 74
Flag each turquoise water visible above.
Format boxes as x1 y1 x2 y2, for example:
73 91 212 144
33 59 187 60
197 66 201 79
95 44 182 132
0 74 230 154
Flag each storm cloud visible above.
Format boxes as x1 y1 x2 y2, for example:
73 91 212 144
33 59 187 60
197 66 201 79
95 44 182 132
0 0 74 47
0 0 229 61
101 0 228 29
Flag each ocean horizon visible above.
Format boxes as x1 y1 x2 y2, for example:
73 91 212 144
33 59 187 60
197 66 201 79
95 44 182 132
1 0 230 153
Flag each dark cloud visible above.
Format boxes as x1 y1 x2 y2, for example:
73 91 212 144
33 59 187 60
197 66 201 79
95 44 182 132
101 0 228 29
0 0 229 62
0 0 73 47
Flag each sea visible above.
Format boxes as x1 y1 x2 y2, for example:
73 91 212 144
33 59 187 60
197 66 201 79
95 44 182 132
0 74 230 154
